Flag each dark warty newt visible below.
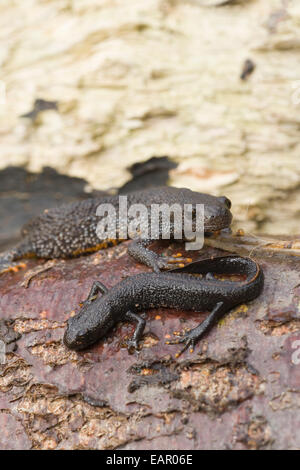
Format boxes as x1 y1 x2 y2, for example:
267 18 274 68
63 255 264 356
0 187 232 274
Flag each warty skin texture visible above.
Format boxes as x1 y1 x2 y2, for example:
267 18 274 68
0 187 232 273
64 256 263 354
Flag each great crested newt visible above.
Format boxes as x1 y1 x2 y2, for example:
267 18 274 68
64 256 264 356
0 187 232 274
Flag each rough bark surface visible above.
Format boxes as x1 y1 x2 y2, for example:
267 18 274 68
0 242 299 450
0 0 299 450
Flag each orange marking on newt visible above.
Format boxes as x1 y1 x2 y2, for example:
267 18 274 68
235 228 245 237
72 239 123 256
4 261 28 273
22 253 36 259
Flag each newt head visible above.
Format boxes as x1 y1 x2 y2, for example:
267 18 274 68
178 190 232 234
203 194 232 232
63 299 114 351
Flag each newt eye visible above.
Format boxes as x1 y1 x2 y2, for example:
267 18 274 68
218 196 231 209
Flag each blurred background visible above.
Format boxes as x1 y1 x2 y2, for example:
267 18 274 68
0 0 299 250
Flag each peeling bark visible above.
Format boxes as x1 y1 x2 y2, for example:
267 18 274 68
0 241 299 449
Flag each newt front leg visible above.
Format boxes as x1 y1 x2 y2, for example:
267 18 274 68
128 239 189 273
